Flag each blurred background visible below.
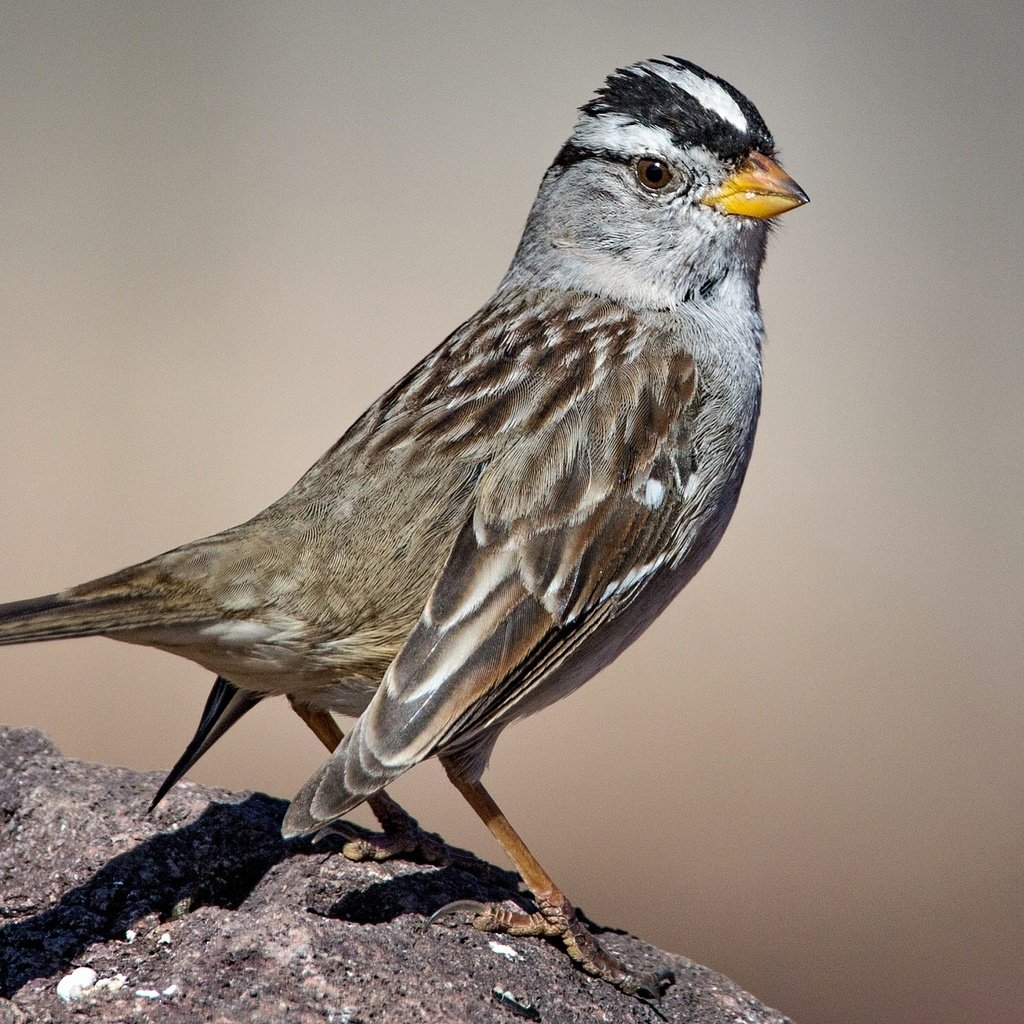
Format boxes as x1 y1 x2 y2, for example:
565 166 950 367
1 3 1021 1022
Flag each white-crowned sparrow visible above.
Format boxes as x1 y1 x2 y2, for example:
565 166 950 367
0 57 806 995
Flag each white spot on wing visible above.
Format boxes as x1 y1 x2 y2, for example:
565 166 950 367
599 552 667 603
641 62 748 133
643 478 666 508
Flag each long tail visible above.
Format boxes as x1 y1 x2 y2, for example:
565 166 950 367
0 561 209 646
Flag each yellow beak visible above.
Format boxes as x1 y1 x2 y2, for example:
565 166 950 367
701 151 808 219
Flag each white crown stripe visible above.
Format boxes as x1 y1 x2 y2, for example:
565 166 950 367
640 61 749 133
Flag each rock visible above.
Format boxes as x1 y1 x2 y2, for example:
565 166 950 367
0 726 792 1023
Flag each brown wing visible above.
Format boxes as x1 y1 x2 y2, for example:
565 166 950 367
283 294 699 833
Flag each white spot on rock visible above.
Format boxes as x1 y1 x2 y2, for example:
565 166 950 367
56 967 97 1001
488 940 522 960
94 974 127 992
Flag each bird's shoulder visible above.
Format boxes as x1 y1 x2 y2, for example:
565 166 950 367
306 287 701 480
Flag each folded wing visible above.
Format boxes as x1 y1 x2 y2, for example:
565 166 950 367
284 298 698 835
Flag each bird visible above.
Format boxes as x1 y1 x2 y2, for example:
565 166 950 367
0 57 806 996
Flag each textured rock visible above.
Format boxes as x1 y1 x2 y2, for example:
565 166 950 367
0 726 792 1023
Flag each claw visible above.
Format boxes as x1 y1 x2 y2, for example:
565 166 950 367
308 813 447 864
311 822 358 846
427 899 490 927
440 893 674 998
341 824 448 865
636 966 676 1001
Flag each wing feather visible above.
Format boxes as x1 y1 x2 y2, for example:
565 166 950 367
284 294 701 833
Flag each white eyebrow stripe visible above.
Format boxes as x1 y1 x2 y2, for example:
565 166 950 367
641 62 748 133
571 112 676 157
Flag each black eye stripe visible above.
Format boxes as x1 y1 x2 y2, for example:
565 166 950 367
551 142 631 170
551 143 708 193
551 144 676 177
550 145 691 200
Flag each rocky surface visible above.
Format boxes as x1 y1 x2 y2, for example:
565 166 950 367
0 726 792 1023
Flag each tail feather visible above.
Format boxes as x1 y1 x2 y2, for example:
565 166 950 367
0 592 142 645
0 562 209 646
149 677 263 811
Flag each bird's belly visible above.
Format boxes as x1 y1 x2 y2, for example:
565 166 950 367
118 617 388 718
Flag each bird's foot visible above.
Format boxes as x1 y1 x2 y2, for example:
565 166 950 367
431 893 674 998
320 791 447 865
337 822 447 865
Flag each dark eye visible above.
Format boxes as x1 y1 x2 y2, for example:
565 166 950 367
634 157 674 191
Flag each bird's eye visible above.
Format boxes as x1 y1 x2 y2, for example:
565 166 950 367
634 157 674 191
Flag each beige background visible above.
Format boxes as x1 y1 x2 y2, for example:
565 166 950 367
1 4 1022 1022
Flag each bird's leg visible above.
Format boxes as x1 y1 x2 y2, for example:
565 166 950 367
438 759 674 999
289 700 346 751
288 700 446 864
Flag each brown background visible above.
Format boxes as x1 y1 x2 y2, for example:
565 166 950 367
1 4 1021 1023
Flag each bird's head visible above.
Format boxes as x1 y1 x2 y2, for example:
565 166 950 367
506 56 808 311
